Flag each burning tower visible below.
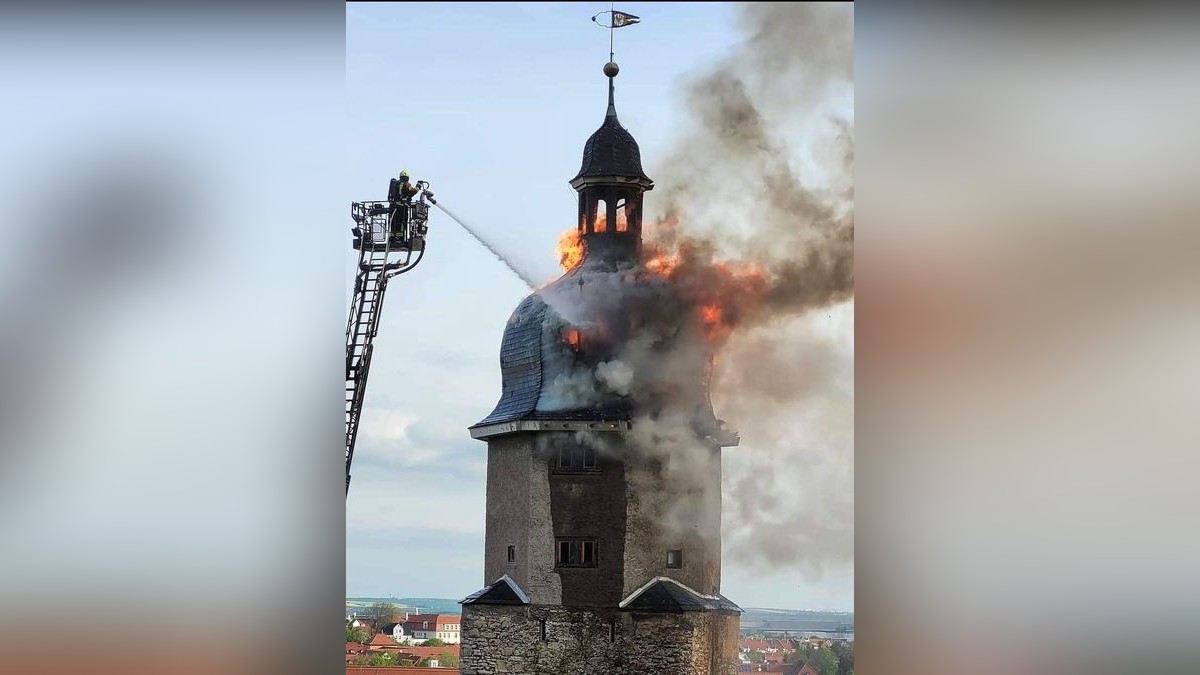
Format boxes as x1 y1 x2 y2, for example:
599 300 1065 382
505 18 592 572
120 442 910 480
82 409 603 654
459 60 742 675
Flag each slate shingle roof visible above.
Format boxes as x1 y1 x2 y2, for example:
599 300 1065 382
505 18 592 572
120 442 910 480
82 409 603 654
572 112 651 184
473 294 547 427
619 577 743 614
460 575 530 606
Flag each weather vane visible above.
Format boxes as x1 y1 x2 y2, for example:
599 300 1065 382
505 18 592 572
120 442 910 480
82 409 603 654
591 5 641 63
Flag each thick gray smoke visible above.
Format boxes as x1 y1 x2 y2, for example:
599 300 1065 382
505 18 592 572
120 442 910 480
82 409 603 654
646 3 854 323
638 2 855 585
537 2 853 595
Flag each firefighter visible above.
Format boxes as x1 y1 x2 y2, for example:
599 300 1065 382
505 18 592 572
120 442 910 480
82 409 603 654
388 170 420 239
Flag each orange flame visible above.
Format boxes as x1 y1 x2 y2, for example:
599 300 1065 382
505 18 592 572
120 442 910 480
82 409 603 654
554 213 774 348
564 327 582 352
556 229 585 271
644 252 681 277
642 226 771 345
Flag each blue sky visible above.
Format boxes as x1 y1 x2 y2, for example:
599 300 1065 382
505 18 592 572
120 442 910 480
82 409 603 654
345 2 853 612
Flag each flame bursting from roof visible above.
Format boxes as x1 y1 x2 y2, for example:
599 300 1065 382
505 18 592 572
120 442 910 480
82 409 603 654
650 253 767 343
552 214 770 344
556 229 585 271
640 213 770 344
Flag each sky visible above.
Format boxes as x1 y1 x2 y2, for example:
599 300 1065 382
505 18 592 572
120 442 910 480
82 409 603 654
345 2 854 612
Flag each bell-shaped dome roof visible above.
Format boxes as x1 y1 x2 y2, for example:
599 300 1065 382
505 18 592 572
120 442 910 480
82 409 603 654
470 64 731 443
572 114 651 185
470 257 729 442
570 73 653 188
472 264 636 428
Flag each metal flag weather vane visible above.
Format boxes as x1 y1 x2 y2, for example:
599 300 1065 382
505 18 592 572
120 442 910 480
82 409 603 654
592 6 641 61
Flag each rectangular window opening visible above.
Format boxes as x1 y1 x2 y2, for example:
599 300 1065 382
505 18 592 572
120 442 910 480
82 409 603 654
555 538 598 568
609 618 616 643
556 444 599 472
667 549 683 569
615 199 628 232
593 199 608 232
507 545 516 564
540 619 547 641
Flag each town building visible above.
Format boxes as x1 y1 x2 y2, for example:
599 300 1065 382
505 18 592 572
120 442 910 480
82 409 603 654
377 622 407 643
401 614 461 644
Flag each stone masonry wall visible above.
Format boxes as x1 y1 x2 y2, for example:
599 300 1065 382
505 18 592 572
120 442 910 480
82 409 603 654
461 604 740 675
484 434 533 592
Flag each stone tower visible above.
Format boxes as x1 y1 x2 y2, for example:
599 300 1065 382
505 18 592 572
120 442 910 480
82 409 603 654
459 61 742 675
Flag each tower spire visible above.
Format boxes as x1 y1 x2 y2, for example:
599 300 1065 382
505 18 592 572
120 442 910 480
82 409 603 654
609 1 615 63
592 7 638 118
606 61 618 118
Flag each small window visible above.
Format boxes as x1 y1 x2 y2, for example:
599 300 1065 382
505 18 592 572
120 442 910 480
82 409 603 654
615 199 628 232
555 538 598 567
609 618 617 642
540 619 547 641
507 545 516 564
667 549 683 569
593 199 608 232
556 445 598 472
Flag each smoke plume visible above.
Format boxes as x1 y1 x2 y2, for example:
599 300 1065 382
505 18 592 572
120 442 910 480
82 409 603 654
537 3 853 594
640 2 854 584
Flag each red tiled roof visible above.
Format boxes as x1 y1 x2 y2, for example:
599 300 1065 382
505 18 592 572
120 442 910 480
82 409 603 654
368 633 399 647
402 613 461 630
768 638 795 651
394 645 460 659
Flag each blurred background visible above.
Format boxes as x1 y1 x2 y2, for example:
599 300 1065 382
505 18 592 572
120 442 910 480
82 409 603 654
856 6 1200 674
0 3 346 673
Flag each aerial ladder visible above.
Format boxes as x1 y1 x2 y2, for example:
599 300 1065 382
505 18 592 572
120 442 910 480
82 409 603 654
345 181 435 496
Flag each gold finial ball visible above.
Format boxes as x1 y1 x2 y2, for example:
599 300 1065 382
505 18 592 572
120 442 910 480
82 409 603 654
603 61 619 78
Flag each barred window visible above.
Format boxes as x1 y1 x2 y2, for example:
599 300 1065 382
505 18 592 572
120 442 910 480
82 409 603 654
555 538 597 568
556 445 598 472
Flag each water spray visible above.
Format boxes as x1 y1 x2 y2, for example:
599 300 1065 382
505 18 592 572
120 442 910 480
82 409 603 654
428 198 538 289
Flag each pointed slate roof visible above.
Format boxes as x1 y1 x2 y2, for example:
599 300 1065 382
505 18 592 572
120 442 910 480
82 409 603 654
570 74 652 188
618 576 743 614
460 575 530 606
